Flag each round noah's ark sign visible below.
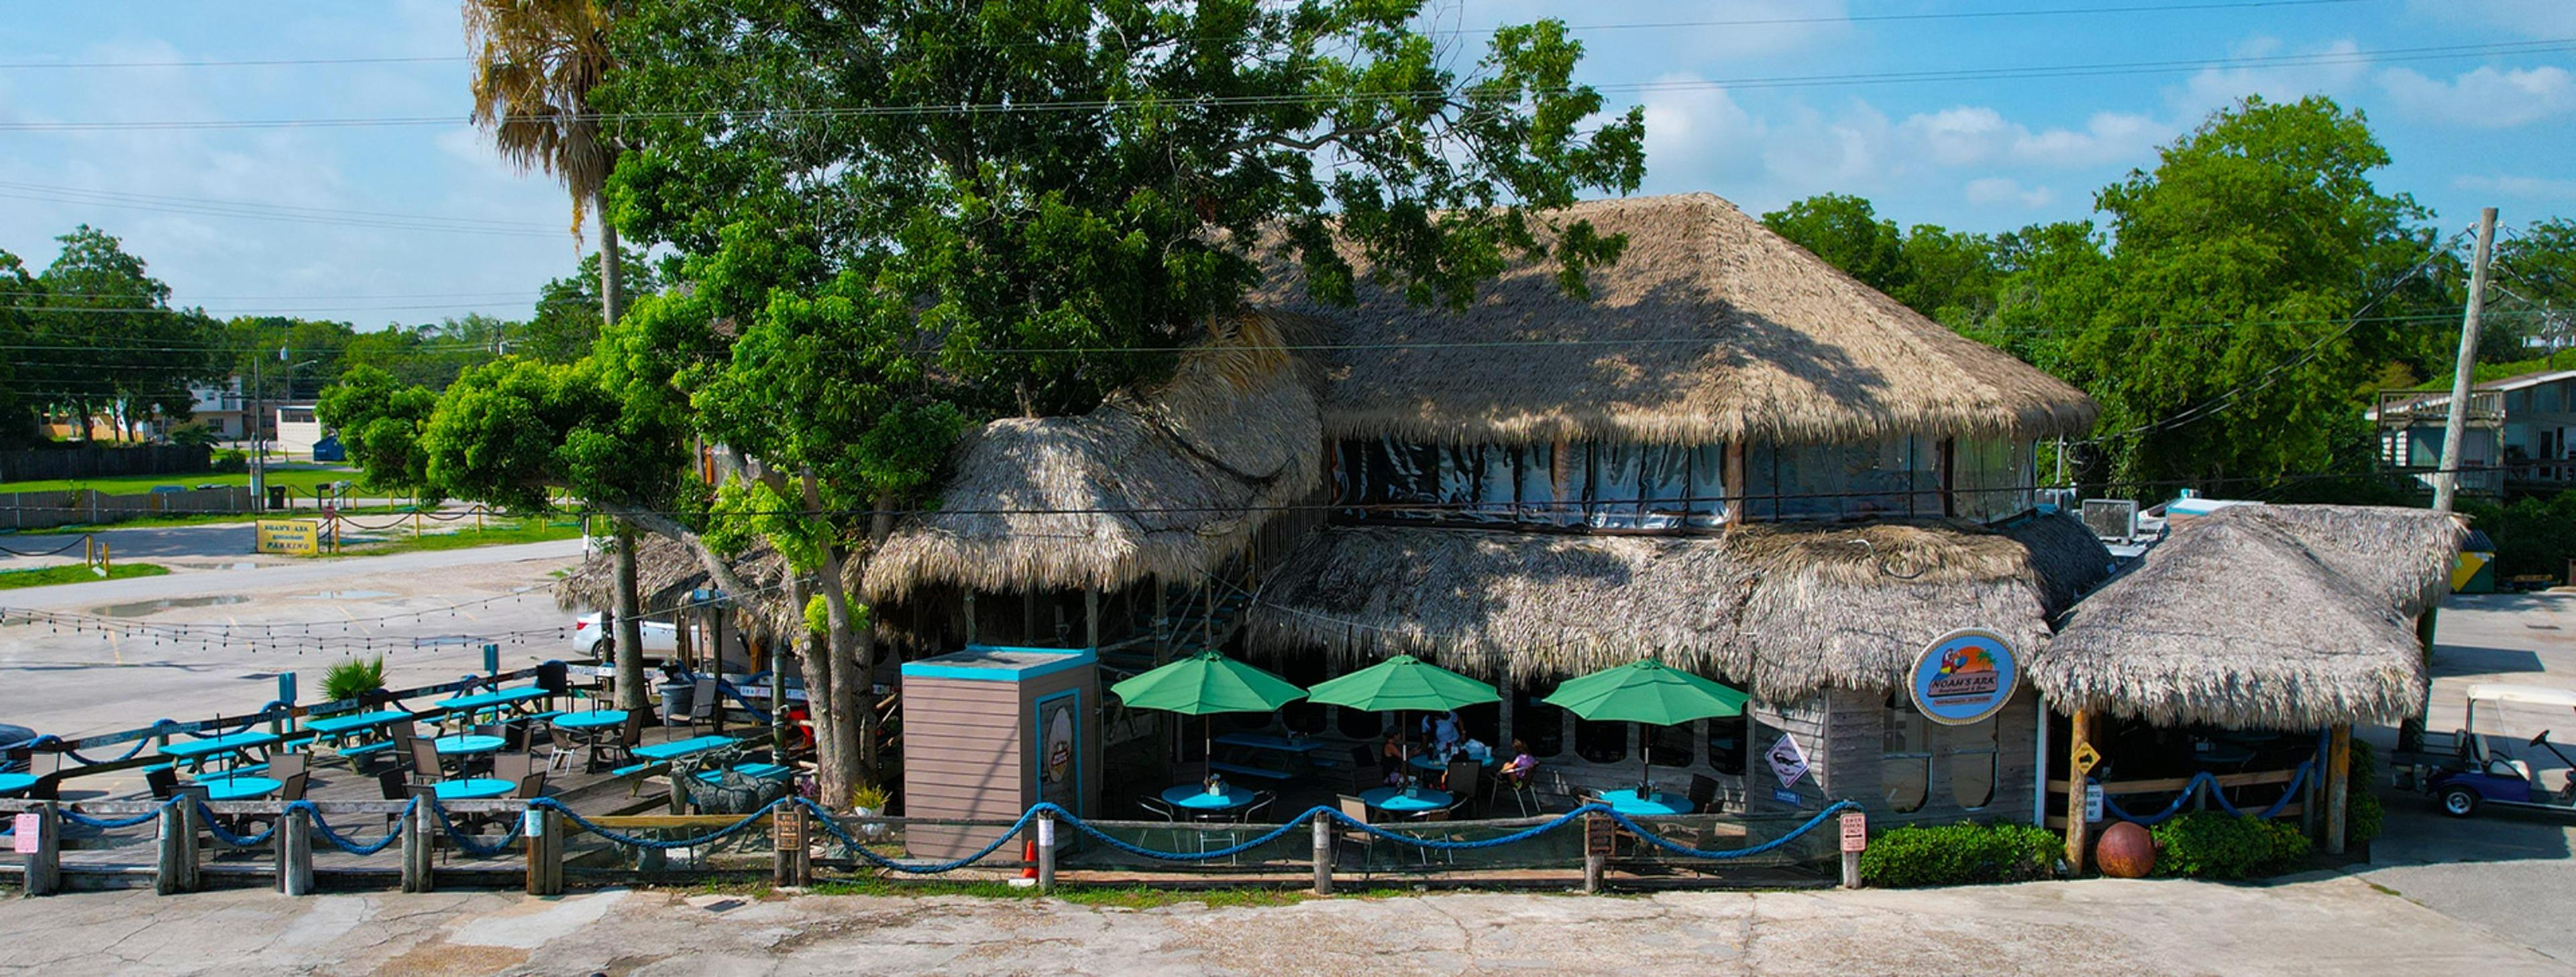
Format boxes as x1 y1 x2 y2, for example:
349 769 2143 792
1908 628 2019 726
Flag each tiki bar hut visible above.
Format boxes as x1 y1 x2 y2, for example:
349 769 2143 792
2029 504 2464 864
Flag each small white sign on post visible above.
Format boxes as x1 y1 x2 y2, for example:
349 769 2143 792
12 813 38 854
2084 783 2106 823
1766 733 1811 789
524 809 545 838
1037 817 1055 848
1838 812 1867 854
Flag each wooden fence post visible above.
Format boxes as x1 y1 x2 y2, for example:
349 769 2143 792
773 804 809 888
156 803 199 895
22 802 60 897
1035 811 1057 894
2326 724 2352 856
2064 709 2092 875
1311 811 1334 895
278 807 313 896
1582 813 1609 894
524 806 562 896
400 803 432 893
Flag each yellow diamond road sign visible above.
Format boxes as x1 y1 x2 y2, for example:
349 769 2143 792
2072 742 2101 774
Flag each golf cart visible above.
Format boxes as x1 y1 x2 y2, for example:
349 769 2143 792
2396 683 2576 818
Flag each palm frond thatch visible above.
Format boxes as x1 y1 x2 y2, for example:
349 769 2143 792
858 312 1326 601
1255 192 2098 447
1242 514 2110 700
2031 504 2465 731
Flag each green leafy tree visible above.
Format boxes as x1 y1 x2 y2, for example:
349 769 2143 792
315 365 441 493
0 250 37 445
515 249 659 364
595 0 1647 798
1762 194 1914 299
27 227 223 442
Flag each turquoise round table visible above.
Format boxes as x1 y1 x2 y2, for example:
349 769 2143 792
1600 789 1691 816
0 772 37 796
199 774 282 801
1162 784 1256 811
432 734 507 756
552 709 627 731
1408 753 1495 774
1360 786 1452 813
432 778 515 800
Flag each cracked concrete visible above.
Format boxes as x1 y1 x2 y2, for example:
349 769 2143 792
0 873 2558 976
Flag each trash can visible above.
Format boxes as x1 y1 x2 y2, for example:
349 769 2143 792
660 681 694 724
267 485 289 510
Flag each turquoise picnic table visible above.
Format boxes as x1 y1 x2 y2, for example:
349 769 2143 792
1599 789 1692 816
1408 752 1496 774
431 778 516 800
435 687 550 724
1360 785 1453 813
305 709 414 743
158 730 284 772
632 734 739 762
197 773 282 801
431 734 507 757
0 772 38 796
1162 783 1257 811
551 709 628 732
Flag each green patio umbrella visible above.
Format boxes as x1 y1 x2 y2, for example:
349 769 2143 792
1305 654 1500 770
1109 651 1307 779
1542 660 1748 799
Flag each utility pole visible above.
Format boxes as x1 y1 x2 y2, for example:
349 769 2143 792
249 353 265 514
2432 208 2500 513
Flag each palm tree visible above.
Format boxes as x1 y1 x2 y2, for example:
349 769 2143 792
464 0 647 709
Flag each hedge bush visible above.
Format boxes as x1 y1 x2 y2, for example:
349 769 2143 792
1859 821 2061 887
2346 739 2383 846
211 449 248 473
2149 813 2310 879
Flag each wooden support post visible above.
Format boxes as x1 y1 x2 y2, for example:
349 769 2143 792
278 808 314 896
773 804 809 888
23 801 60 897
156 803 199 895
1582 812 1611 894
1022 589 1038 644
525 806 562 896
2063 709 2091 875
1152 586 1166 661
964 590 978 645
1841 848 1862 890
1497 671 1515 757
1035 810 1057 894
2326 724 2352 856
1311 812 1334 896
1083 588 1099 652
400 803 432 893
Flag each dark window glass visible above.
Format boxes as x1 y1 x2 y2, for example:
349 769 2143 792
1574 717 1627 764
1646 722 1695 766
1511 691 1564 758
1707 714 1748 776
1337 707 1384 740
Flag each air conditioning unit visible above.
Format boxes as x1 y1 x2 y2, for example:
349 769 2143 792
2081 498 2140 542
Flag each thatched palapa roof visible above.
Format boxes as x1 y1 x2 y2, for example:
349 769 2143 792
1242 513 2111 700
858 314 1325 601
1256 192 2098 447
554 536 835 642
2031 504 2465 730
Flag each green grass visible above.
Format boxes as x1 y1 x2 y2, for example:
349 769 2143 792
325 518 584 557
0 562 170 589
0 466 359 495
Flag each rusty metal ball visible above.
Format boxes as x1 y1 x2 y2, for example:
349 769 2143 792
2095 821 2156 878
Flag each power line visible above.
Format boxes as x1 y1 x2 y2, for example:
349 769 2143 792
2 37 2562 132
0 185 572 238
0 1 2370 70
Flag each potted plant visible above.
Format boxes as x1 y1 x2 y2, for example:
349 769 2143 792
319 656 387 704
851 782 893 838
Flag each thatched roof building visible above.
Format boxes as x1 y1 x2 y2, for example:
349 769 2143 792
2030 504 2465 730
859 314 1325 601
1257 192 2098 447
553 536 835 642
1244 513 2110 699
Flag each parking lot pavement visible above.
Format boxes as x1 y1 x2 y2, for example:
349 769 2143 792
0 873 2558 977
2351 591 2576 967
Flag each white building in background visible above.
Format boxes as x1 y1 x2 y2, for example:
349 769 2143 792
274 404 325 459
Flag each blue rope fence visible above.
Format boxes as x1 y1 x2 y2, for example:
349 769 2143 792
2097 758 2315 827
21 795 1854 875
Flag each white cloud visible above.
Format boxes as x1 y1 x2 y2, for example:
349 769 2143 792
2169 37 2367 115
1639 75 1761 181
2455 174 2576 200
2379 65 2576 128
1892 107 2168 169
1902 107 2012 167
1964 178 2055 209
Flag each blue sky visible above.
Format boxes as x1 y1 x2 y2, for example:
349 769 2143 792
1 0 2569 327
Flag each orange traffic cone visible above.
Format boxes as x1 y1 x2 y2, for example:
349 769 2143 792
1011 839 1039 887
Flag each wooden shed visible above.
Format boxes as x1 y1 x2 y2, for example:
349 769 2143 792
898 644 1101 860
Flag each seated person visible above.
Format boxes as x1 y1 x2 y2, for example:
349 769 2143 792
1428 710 1463 756
1379 730 1405 779
1499 739 1537 786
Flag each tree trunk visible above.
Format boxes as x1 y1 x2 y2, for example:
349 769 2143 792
598 191 626 329
814 542 867 803
612 521 649 712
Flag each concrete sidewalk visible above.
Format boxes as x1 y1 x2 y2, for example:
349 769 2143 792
0 873 2557 976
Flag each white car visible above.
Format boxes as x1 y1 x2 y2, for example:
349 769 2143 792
571 612 680 659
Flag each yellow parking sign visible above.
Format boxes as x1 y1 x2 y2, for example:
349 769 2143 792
256 519 321 556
